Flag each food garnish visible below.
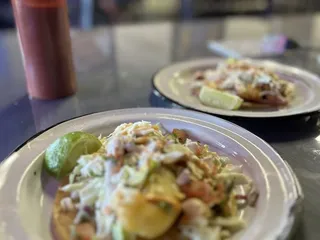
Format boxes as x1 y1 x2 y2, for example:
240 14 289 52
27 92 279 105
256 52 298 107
44 132 102 178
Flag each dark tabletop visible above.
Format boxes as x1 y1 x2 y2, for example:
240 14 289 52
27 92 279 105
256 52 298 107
1 13 320 240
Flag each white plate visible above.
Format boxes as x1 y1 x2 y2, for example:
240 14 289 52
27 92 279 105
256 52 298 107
0 108 303 240
153 58 320 118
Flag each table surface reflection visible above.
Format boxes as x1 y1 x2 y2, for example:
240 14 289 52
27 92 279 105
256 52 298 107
1 13 320 240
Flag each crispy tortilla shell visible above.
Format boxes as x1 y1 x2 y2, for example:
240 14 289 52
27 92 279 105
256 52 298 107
51 180 184 240
52 179 95 240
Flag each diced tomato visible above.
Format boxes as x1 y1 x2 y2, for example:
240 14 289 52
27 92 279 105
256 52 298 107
180 181 225 205
104 206 112 215
172 129 188 144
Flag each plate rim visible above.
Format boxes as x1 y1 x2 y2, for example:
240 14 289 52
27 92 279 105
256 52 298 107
0 108 304 240
152 58 320 118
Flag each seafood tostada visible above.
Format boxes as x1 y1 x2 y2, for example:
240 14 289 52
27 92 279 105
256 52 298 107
46 121 258 240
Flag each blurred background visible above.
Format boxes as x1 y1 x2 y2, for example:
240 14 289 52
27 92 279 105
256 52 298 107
1 0 320 29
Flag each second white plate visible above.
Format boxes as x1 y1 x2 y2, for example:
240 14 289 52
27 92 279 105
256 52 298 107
153 58 320 118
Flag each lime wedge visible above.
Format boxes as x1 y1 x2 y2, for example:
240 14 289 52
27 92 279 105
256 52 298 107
44 132 102 178
199 86 243 110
